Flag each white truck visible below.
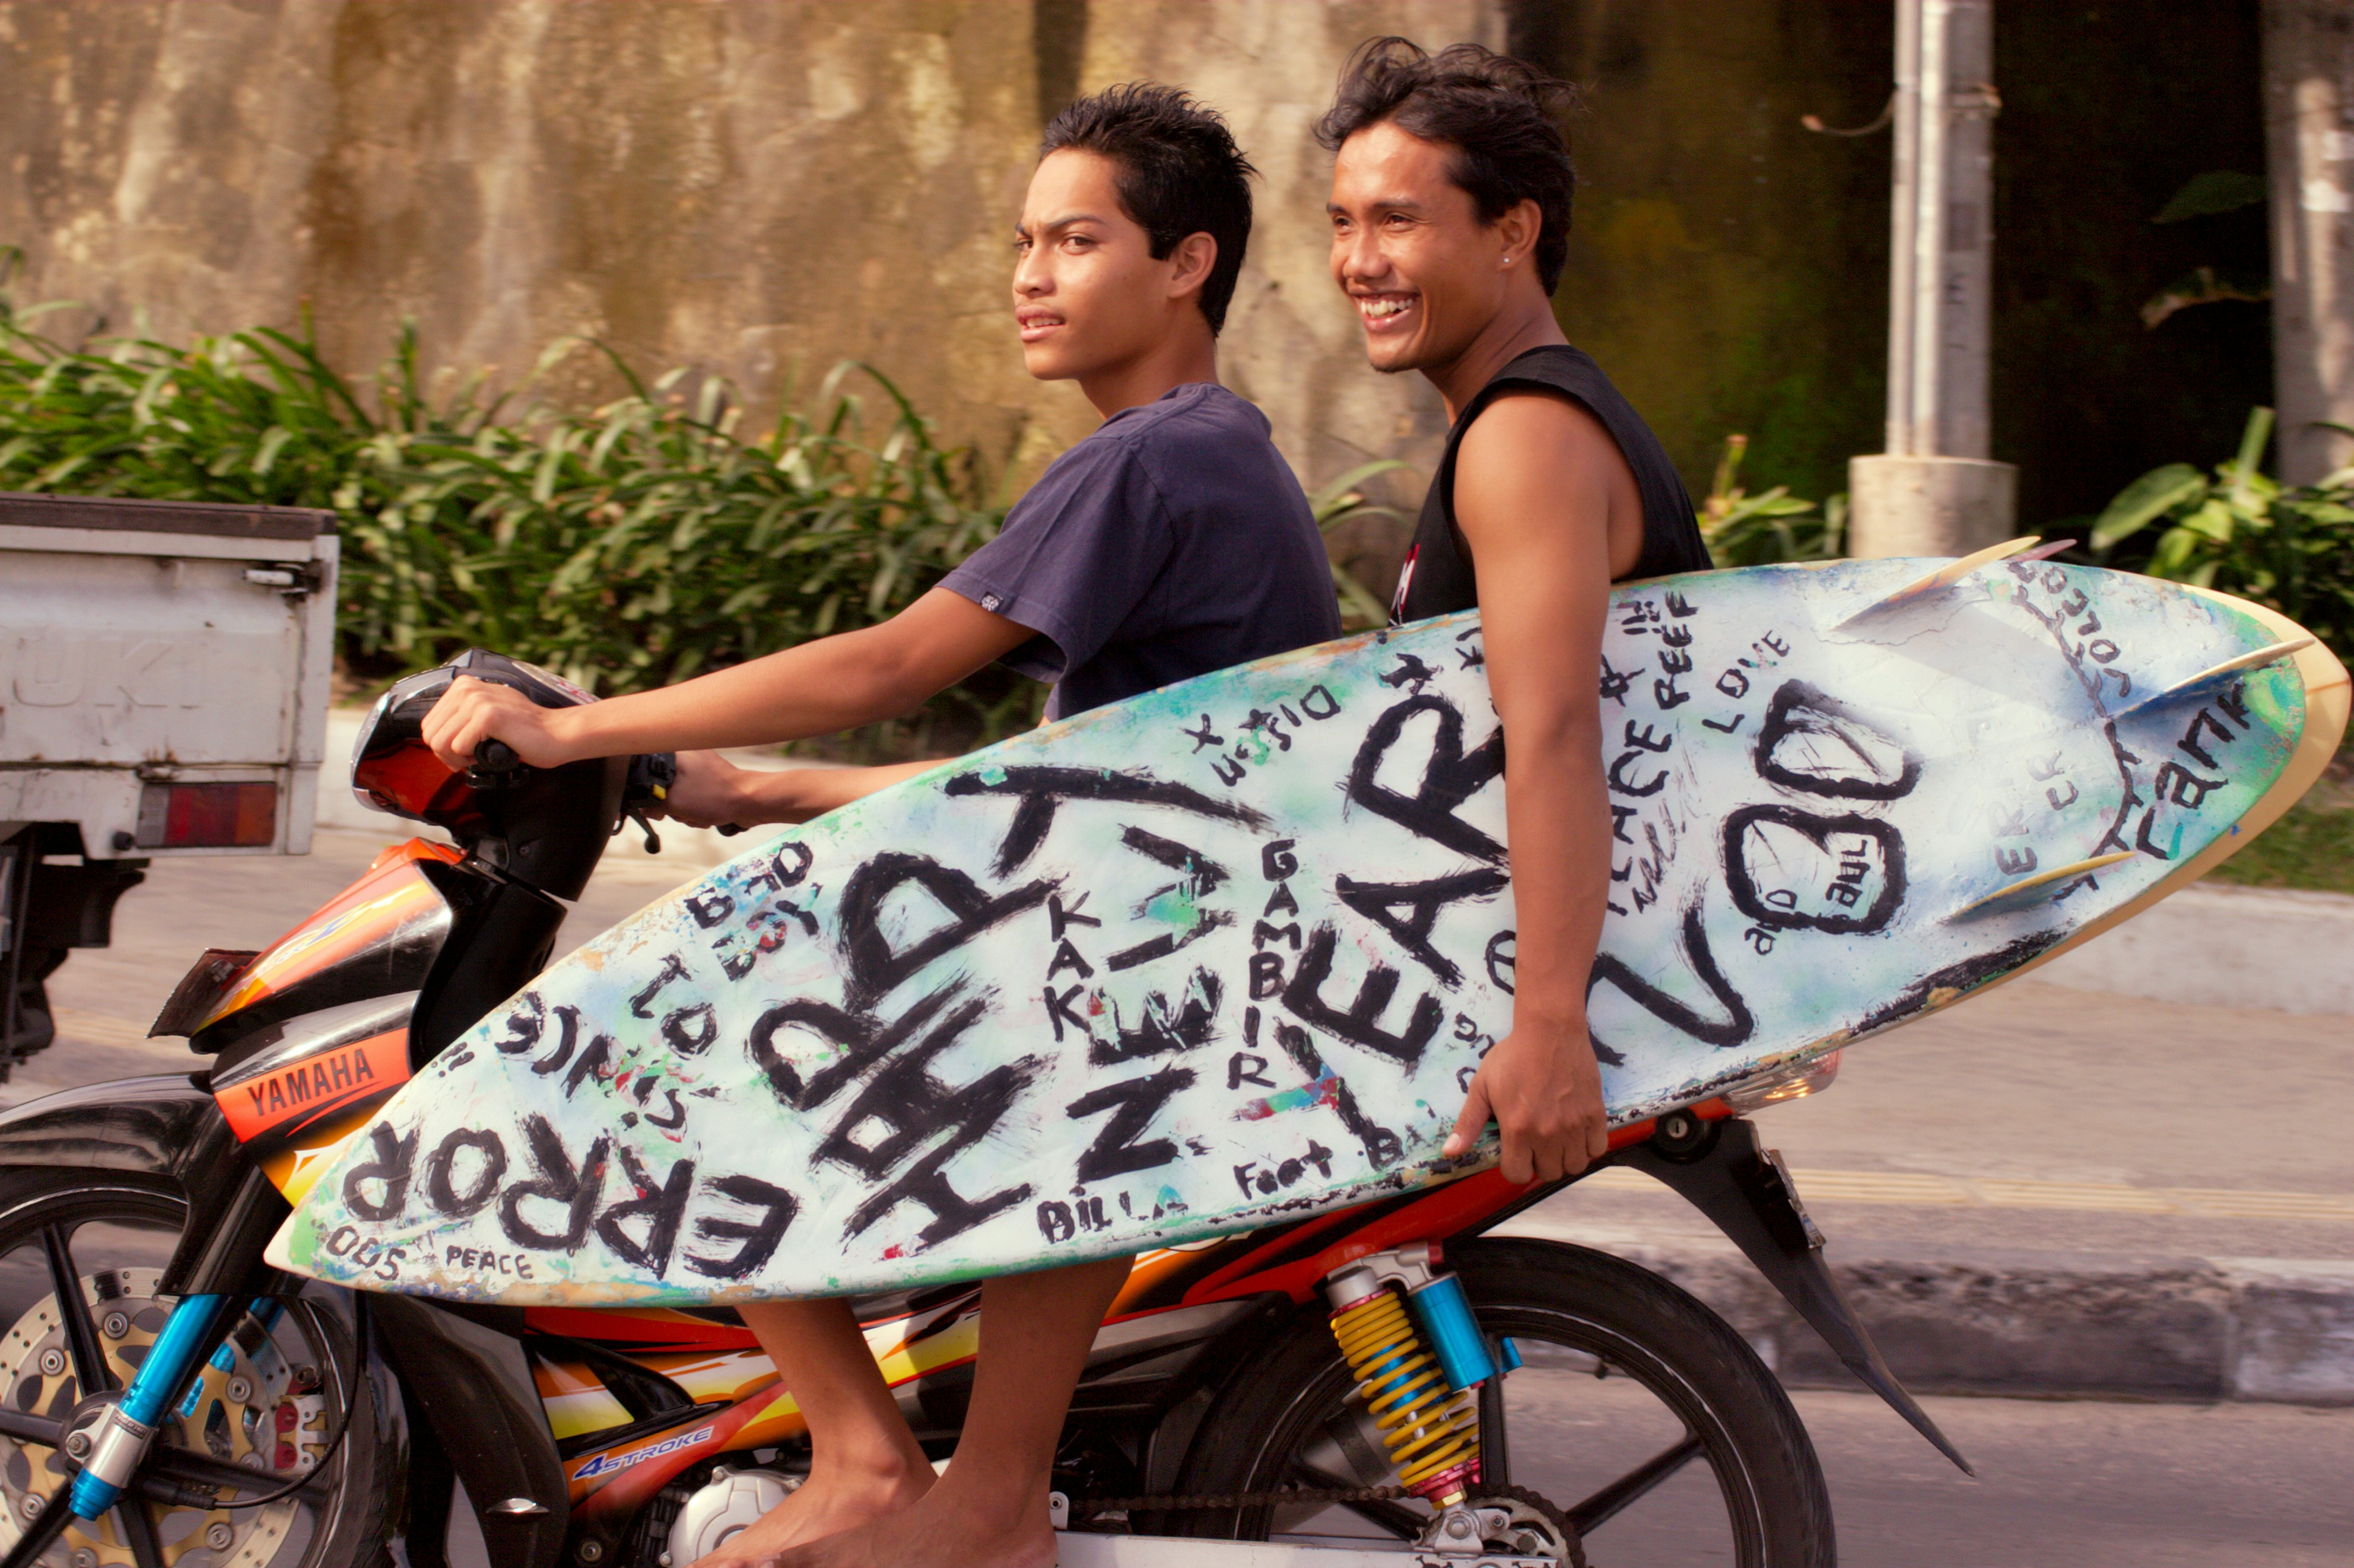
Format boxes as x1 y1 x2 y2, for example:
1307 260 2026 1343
0 491 338 1066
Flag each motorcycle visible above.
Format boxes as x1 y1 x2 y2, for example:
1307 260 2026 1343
0 650 1962 1568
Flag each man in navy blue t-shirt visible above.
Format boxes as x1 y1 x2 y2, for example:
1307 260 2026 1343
425 85 1336 1568
947 377 1335 722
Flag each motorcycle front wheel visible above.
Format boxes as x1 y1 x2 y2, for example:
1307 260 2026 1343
0 1169 396 1568
1167 1237 1835 1567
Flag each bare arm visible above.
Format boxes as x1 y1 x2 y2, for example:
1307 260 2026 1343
658 756 942 829
420 587 1035 769
1440 393 1627 1182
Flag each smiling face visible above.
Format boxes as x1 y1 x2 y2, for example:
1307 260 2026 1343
1328 120 1530 376
1014 148 1190 384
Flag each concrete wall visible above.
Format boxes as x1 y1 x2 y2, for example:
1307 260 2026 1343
0 0 1486 568
1511 0 2272 521
1515 0 1896 509
2 1 2273 560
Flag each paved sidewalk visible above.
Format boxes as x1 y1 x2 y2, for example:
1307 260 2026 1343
1504 977 2354 1402
22 827 2354 1405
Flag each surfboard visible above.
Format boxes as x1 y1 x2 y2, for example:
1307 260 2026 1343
268 549 2348 1305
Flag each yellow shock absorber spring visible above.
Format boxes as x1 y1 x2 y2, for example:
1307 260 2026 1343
1329 1287 1481 1504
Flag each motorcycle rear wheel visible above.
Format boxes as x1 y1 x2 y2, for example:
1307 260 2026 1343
0 1169 396 1568
1166 1237 1835 1567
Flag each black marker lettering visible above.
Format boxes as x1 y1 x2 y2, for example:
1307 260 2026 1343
342 1122 418 1223
1095 969 1221 1065
593 1146 697 1278
1281 924 1444 1067
631 946 692 1022
836 853 1053 1007
423 1128 507 1219
683 1173 799 1280
1754 682 1922 800
1333 868 1509 988
1347 694 1507 863
1228 1052 1274 1090
531 1005 582 1076
1587 907 1755 1063
1269 1020 1402 1169
822 993 1041 1248
496 1115 611 1252
1048 892 1101 940
2178 707 2237 770
1066 1064 1197 1182
941 766 1269 874
1043 984 1094 1045
491 995 544 1055
662 1003 718 1056
1046 940 1095 981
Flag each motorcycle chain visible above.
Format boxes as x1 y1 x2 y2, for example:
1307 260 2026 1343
1070 1481 1587 1567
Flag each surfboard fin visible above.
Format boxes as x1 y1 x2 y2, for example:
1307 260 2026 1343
1948 851 2136 921
2012 536 2077 564
1835 536 2044 631
2109 638 2317 720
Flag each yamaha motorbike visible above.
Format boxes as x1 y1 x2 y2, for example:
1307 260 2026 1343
0 650 1962 1568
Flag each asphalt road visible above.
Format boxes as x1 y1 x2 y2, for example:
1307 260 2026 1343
23 829 2354 1565
449 1388 2354 1567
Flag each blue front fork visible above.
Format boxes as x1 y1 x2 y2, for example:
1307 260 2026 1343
68 1293 240 1519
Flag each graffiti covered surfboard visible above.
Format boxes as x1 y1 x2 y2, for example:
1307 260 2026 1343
269 551 2347 1304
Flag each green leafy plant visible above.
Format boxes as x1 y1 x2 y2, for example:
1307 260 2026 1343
1309 458 1412 628
0 253 1040 755
1697 433 1846 567
2089 406 2354 659
2142 170 2270 329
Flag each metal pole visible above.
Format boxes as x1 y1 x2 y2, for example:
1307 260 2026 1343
1909 0 1951 456
1885 0 1920 456
1850 0 2016 557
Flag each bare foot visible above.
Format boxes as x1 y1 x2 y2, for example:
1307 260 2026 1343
685 1453 934 1568
757 1477 1054 1568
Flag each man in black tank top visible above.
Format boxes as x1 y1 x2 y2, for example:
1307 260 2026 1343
1318 40 1712 1186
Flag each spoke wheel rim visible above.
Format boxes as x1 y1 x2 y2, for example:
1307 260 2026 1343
1226 1299 1774 1566
0 1182 357 1568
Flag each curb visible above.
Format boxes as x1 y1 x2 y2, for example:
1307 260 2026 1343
2031 880 2354 1017
1502 1217 2354 1406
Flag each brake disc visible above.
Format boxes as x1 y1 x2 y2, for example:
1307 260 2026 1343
0 1267 322 1567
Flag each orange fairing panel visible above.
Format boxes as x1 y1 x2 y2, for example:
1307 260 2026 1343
196 841 460 1033
218 1029 410 1144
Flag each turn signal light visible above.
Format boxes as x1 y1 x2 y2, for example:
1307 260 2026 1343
136 782 278 848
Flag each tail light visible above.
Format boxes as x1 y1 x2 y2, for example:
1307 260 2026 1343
1721 1047 1843 1112
136 781 278 848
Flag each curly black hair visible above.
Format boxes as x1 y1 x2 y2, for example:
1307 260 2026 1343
1042 83 1257 334
1315 37 1577 293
